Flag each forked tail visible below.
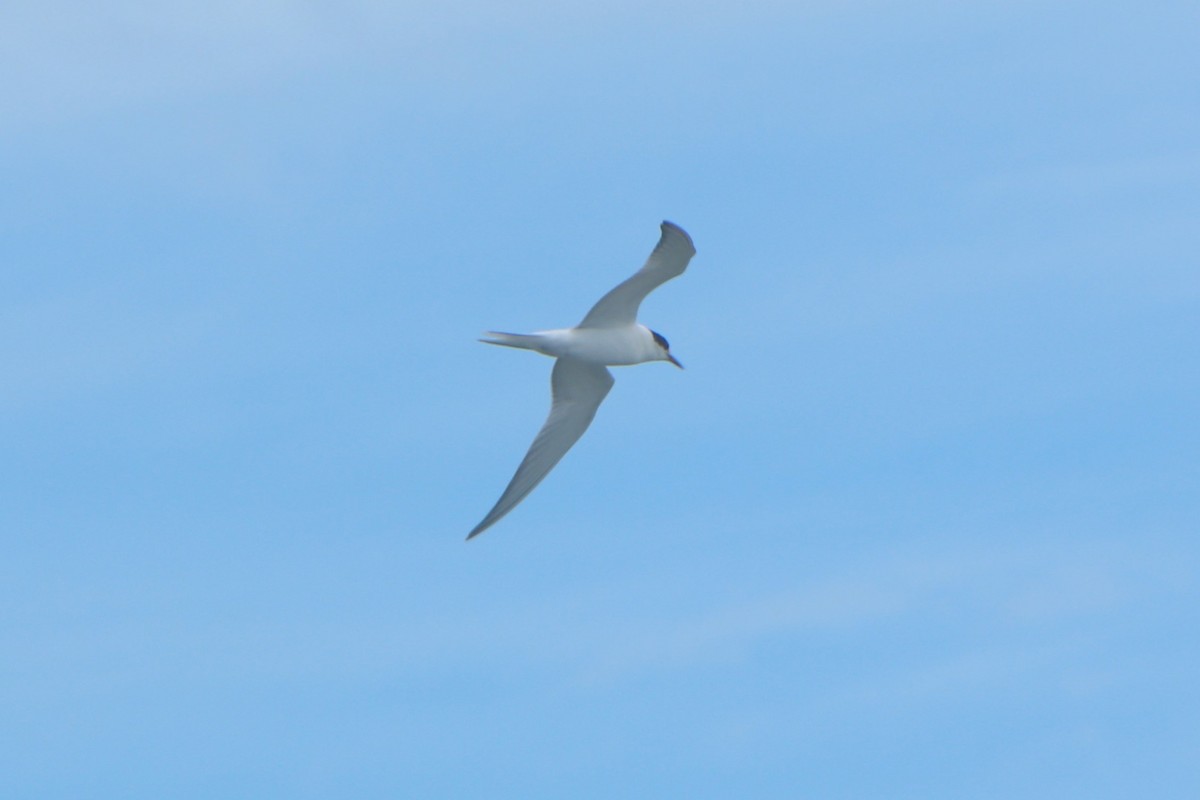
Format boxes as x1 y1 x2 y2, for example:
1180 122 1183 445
479 331 544 351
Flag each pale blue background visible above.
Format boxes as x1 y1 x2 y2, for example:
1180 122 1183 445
3 2 1198 797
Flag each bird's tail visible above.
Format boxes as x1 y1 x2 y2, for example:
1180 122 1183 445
479 331 545 351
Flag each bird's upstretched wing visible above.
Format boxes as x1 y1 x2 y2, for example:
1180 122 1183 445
577 221 696 329
467 357 615 539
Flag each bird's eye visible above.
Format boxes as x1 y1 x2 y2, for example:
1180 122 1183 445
651 330 670 350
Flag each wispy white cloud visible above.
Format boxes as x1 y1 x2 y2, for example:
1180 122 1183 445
568 538 1145 684
0 0 980 135
973 150 1200 199
1 3 320 130
0 288 221 415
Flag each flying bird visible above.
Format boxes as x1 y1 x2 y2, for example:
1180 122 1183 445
467 221 696 539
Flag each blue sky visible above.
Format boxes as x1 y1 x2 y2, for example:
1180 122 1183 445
3 1 1198 797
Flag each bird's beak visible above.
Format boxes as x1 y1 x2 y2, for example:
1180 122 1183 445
667 353 684 369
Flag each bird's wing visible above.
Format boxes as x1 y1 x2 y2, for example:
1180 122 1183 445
577 221 696 328
467 358 615 539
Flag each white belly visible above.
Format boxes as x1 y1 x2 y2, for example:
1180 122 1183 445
539 326 657 366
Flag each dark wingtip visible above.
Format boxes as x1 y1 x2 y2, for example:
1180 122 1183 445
466 519 492 540
659 220 695 252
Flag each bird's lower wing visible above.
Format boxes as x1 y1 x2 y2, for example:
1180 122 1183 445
467 358 615 539
577 221 696 328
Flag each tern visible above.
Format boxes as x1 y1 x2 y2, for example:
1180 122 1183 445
467 221 696 540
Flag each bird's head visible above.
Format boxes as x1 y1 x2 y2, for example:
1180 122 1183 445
650 329 683 369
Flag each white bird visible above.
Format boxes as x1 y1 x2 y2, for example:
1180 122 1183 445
467 221 696 540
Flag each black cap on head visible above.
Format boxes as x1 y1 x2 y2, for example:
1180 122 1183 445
650 330 670 351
